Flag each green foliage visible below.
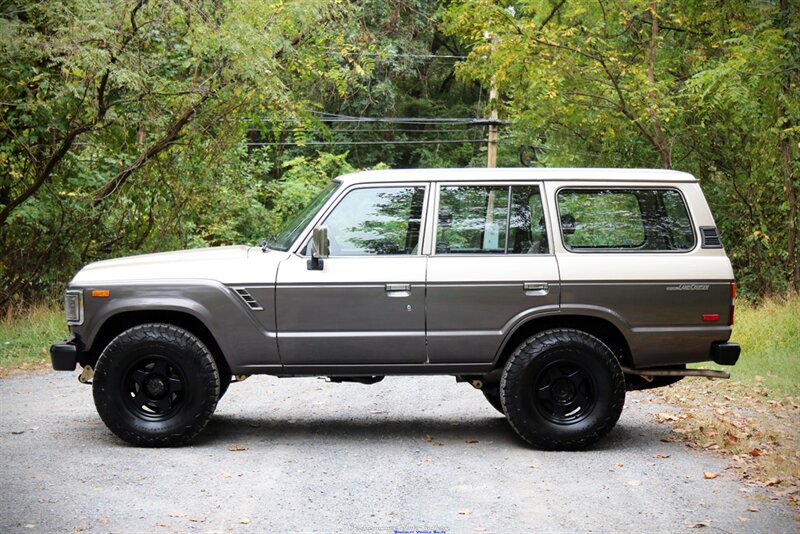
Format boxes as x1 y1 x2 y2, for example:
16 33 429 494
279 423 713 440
442 0 799 296
0 0 797 307
260 151 354 238
0 0 353 307
0 304 66 373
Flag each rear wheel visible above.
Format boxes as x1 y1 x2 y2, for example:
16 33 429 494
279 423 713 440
93 323 220 447
500 329 625 450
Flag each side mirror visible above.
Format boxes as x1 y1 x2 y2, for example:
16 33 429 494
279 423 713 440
307 226 329 270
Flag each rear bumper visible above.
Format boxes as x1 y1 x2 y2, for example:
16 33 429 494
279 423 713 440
50 339 78 371
711 341 740 366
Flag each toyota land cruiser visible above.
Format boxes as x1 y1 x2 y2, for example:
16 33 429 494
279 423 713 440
50 168 740 449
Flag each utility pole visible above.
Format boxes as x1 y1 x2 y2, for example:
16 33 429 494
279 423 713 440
486 35 498 168
487 85 498 168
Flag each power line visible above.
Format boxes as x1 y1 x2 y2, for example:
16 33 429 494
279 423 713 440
248 127 484 135
247 139 494 147
355 53 467 60
307 112 511 126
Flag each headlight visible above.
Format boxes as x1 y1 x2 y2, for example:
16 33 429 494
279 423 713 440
64 290 84 325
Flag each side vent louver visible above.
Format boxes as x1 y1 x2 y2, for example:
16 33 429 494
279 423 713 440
700 226 723 249
233 288 263 311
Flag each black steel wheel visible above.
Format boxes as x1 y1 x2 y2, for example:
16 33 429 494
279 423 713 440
500 328 625 450
93 324 220 447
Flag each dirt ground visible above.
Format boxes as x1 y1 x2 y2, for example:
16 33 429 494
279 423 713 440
1 372 798 533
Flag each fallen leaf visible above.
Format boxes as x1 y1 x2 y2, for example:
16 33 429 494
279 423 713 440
155 521 169 527
528 464 539 469
627 480 641 486
228 444 248 452
220 471 232 479
474 528 488 532
616 463 624 468
689 522 708 528
652 454 671 459
189 516 207 523
465 439 479 444
458 508 472 516
657 412 680 423
11 430 24 435
763 477 782 486
423 434 444 446
240 518 250 524
755 375 764 382
747 507 759 513
703 472 720 480
749 448 762 457
98 518 109 525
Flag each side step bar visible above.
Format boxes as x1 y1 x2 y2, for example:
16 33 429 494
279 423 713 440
621 366 730 379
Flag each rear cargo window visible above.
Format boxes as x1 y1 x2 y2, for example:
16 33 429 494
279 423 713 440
557 189 695 251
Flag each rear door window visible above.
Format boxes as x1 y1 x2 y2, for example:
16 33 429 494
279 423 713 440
436 185 548 254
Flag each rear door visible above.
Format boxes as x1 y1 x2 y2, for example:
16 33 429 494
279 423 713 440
426 182 561 364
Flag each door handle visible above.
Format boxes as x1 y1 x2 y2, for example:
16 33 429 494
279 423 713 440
385 283 411 297
523 282 549 295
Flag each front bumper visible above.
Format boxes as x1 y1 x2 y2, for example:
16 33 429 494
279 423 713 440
50 339 78 371
711 341 740 366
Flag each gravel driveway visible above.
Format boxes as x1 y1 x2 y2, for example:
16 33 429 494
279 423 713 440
1 372 796 533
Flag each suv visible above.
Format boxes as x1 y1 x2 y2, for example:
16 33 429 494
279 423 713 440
51 168 740 449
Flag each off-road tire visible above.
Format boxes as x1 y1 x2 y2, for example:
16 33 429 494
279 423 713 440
500 328 625 450
93 324 220 447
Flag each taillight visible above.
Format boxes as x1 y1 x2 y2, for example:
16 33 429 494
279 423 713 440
729 282 736 326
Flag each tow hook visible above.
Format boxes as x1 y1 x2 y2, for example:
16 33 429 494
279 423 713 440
233 374 250 382
78 365 94 385
470 379 483 390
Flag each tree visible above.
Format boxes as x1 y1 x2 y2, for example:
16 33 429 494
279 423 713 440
443 0 799 295
0 0 350 308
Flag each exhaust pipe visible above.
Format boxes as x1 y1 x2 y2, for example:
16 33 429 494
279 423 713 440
621 366 730 379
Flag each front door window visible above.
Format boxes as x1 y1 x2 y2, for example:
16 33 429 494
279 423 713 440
319 186 426 256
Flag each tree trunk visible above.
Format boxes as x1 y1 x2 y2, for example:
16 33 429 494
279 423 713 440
647 1 671 169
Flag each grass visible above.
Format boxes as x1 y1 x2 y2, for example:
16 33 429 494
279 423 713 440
660 295 800 507
691 295 800 394
0 303 67 377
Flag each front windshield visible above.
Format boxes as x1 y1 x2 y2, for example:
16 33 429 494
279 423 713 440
265 181 340 251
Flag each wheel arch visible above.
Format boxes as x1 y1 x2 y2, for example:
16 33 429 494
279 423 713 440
493 313 633 371
82 310 231 379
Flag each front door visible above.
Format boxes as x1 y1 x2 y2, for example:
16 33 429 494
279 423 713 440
276 184 429 366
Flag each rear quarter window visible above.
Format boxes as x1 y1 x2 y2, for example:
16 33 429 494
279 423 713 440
557 188 695 252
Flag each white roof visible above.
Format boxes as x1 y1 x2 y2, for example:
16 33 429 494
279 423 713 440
335 167 696 185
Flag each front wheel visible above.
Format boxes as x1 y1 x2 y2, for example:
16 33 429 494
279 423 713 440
500 329 625 450
93 324 220 447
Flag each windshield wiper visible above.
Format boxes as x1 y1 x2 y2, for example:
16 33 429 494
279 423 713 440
260 238 270 252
